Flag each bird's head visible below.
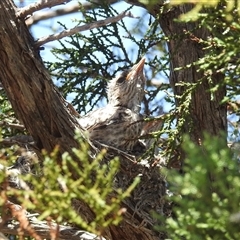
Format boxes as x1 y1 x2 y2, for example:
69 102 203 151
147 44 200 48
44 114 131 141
107 57 146 112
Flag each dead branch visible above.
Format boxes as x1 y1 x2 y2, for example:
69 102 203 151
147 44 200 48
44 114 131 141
1 135 34 147
17 0 70 18
25 0 118 27
0 121 25 130
34 11 138 48
26 2 79 26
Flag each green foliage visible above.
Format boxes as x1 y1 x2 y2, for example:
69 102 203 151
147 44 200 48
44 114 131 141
170 0 240 21
0 131 140 235
159 0 240 164
195 2 240 141
45 1 169 115
162 134 240 239
0 90 20 139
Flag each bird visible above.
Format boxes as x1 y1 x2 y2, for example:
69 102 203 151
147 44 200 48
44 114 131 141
79 105 143 152
106 57 163 151
107 57 146 113
140 116 164 151
78 58 147 153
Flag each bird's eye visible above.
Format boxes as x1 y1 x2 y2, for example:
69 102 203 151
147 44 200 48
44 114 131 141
117 76 125 84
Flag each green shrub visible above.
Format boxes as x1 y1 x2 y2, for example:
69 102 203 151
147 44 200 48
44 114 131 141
163 134 240 240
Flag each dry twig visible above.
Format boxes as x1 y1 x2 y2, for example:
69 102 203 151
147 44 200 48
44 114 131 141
34 11 138 48
0 121 25 130
17 0 71 18
25 0 118 27
1 135 34 147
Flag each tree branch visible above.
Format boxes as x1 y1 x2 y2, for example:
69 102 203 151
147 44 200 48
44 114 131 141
0 120 25 130
25 0 119 27
34 11 138 48
17 0 72 18
1 135 34 147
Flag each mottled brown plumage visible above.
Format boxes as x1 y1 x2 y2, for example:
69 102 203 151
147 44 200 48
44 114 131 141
79 106 143 152
79 58 146 152
107 57 146 112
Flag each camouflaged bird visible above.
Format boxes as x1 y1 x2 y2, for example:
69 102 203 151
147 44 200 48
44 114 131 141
107 57 146 113
79 58 146 152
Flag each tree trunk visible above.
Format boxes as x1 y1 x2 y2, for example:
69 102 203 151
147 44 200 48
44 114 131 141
0 0 227 239
0 1 80 155
154 4 227 166
0 1 166 239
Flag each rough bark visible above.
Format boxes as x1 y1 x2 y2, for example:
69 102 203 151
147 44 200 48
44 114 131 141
158 5 226 133
0 1 167 239
153 4 227 166
0 0 228 239
0 1 80 156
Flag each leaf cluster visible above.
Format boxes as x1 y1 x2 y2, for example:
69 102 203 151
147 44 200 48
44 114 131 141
159 1 240 164
161 134 240 239
170 0 240 21
0 131 139 236
45 1 169 116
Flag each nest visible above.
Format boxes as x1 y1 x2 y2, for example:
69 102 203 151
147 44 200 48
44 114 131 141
1 138 171 239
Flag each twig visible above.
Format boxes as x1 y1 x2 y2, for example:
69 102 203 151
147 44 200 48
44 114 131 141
6 201 42 240
25 0 118 27
0 120 25 130
94 140 137 163
34 11 138 48
26 2 79 26
17 0 72 18
1 135 34 147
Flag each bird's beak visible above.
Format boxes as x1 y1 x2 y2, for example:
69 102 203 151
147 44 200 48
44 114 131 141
126 57 145 81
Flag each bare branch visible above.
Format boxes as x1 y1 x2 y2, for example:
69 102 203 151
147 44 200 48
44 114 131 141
1 135 34 147
34 11 138 48
0 120 25 130
26 2 80 26
25 0 118 27
17 0 72 18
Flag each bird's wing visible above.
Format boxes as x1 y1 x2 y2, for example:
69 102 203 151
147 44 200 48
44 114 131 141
78 106 136 131
141 117 164 134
